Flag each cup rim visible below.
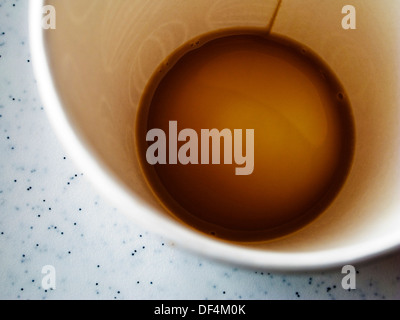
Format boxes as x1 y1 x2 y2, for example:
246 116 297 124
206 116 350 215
29 0 400 271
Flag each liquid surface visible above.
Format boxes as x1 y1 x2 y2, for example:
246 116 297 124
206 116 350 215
136 32 354 242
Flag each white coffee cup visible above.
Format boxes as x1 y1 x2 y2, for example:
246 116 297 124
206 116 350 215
30 0 400 270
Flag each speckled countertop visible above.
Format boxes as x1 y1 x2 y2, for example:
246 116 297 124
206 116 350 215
0 0 399 300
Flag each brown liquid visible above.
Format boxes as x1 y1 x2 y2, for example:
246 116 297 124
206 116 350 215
136 30 355 242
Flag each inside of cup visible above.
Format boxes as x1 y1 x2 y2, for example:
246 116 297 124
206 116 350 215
43 0 400 253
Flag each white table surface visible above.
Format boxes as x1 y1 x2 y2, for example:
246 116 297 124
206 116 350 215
0 0 399 300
